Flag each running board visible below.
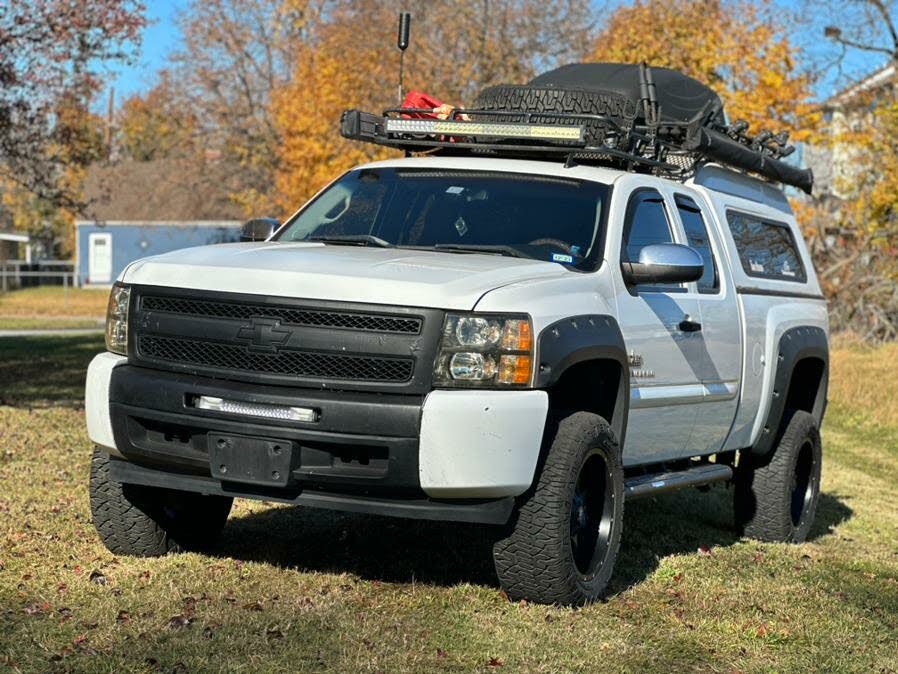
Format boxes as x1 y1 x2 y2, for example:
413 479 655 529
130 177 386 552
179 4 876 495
624 464 733 500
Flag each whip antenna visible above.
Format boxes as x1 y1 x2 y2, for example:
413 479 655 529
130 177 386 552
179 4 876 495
397 12 411 104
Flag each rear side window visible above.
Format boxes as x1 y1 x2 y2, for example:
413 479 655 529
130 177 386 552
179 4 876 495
622 190 673 262
726 210 806 282
675 195 719 293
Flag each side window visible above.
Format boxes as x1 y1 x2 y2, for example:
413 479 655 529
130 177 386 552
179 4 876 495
622 190 673 262
675 195 719 293
727 211 807 282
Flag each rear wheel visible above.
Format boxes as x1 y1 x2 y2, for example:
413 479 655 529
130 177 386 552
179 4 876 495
734 411 822 542
492 412 624 605
90 448 233 557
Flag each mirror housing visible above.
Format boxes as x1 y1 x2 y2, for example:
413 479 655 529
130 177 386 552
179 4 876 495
621 243 704 286
240 217 280 242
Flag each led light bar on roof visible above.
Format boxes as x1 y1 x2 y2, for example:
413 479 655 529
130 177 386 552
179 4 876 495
385 118 584 142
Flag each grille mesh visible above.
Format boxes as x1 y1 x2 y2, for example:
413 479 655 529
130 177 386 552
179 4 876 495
141 296 422 334
138 335 414 382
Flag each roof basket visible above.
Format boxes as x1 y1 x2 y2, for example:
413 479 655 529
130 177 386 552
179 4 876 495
340 63 813 194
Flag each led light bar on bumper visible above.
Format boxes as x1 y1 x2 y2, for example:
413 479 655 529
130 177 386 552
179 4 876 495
105 284 131 355
385 118 584 142
433 313 534 388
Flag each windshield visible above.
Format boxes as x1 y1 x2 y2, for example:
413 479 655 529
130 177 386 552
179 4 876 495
275 168 610 271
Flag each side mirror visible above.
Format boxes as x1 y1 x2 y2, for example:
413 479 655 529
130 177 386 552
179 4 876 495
621 243 704 285
240 217 280 242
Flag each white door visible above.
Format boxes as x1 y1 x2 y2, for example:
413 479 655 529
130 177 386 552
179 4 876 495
88 232 113 284
613 185 704 465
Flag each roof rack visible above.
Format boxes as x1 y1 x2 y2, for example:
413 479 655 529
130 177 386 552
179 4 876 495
340 70 813 194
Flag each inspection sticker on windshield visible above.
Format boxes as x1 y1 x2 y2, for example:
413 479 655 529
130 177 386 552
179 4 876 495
445 186 464 194
552 253 574 264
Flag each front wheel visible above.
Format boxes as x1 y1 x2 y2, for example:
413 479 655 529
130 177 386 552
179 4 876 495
90 448 233 557
492 412 624 605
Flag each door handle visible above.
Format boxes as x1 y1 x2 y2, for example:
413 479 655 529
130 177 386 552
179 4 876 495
678 318 702 332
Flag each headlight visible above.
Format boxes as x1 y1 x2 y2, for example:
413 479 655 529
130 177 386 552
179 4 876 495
105 284 131 355
433 313 534 388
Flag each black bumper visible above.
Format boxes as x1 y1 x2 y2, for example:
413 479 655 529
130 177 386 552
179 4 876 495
107 365 513 525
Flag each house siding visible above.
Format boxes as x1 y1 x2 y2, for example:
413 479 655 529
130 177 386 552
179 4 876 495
75 221 242 286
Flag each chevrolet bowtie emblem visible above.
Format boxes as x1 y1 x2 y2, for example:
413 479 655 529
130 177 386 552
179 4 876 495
236 318 291 353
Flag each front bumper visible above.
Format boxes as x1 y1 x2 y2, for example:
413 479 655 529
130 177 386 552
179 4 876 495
85 354 548 523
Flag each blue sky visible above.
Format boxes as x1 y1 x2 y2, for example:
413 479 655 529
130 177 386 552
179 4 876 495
104 0 182 101
104 0 888 106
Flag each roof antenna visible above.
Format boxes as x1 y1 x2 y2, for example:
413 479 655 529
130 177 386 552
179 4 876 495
397 12 411 104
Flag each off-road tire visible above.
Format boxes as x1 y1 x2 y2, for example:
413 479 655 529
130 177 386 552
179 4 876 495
492 411 624 605
734 411 822 542
473 85 637 146
90 448 233 556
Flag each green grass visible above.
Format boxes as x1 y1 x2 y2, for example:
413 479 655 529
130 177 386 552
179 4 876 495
0 286 107 320
0 317 104 331
0 335 896 673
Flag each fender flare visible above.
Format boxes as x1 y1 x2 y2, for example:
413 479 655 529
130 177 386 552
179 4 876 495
751 325 828 457
535 315 630 447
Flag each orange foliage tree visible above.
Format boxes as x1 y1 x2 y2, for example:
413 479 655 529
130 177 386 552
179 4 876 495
271 0 592 214
590 0 819 142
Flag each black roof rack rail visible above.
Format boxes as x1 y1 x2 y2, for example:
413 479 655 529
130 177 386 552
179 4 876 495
340 100 813 194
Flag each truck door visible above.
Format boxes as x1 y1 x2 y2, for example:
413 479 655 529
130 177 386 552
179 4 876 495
672 193 741 453
613 186 703 465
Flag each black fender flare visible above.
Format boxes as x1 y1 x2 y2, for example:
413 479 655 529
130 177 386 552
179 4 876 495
535 315 629 448
751 325 828 457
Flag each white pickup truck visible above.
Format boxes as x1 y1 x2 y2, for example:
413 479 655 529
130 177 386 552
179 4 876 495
85 64 829 605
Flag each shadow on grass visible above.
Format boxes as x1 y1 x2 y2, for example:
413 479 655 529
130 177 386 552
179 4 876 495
214 486 852 592
0 335 105 408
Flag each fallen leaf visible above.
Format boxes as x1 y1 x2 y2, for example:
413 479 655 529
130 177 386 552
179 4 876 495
436 648 447 658
697 546 712 556
88 570 106 585
488 656 504 667
116 610 130 625
203 626 215 639
167 614 192 630
243 601 264 612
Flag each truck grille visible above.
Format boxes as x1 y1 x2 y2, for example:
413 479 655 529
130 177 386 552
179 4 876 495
138 334 414 382
129 287 442 392
141 296 422 334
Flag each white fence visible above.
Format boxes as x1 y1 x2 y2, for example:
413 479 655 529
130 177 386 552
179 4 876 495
0 261 78 293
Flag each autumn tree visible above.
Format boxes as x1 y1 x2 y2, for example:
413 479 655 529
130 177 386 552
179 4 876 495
164 0 324 215
0 1 145 220
802 0 898 339
271 0 593 213
590 0 819 141
118 71 198 162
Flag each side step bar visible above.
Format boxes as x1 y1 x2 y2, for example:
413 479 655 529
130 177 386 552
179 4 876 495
624 463 733 500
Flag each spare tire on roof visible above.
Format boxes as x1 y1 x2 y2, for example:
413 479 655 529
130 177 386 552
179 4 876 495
472 85 638 147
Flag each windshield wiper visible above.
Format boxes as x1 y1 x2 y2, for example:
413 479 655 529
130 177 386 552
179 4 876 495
307 234 393 248
431 244 527 259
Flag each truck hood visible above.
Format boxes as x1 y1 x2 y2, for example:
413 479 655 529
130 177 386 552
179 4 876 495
121 241 571 310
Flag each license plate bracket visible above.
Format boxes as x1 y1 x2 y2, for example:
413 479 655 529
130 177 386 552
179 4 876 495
208 434 293 487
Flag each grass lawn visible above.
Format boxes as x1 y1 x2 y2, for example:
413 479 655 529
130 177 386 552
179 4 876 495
0 335 895 672
0 286 108 325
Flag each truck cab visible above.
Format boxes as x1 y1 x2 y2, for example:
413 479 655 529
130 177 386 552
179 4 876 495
85 64 829 606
